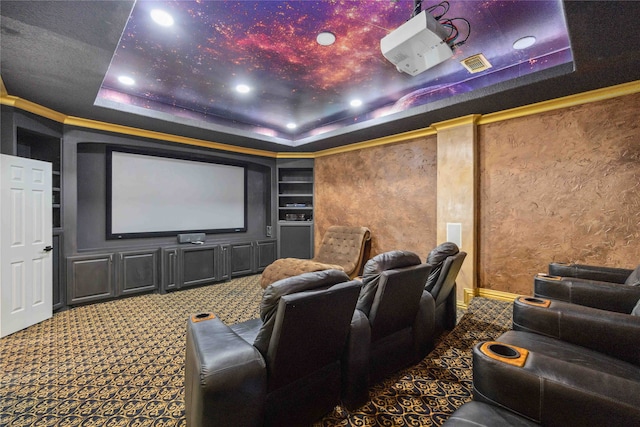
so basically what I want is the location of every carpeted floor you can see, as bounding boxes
[0,275,512,426]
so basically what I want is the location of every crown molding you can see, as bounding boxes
[431,114,481,131]
[313,126,437,158]
[2,80,638,159]
[0,94,68,123]
[0,75,7,97]
[275,151,315,159]
[478,80,640,125]
[63,116,278,158]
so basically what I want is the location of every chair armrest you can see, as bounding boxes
[185,314,267,427]
[513,297,640,366]
[548,262,633,283]
[473,334,640,425]
[413,290,436,359]
[341,309,371,410]
[534,274,640,313]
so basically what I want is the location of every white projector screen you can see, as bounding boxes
[107,148,246,238]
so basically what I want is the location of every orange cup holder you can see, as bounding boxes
[192,312,216,323]
[487,343,519,358]
[518,296,551,307]
[480,341,529,367]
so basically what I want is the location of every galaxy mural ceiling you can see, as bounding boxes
[96,0,573,146]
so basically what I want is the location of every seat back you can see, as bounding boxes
[313,225,371,278]
[367,263,432,342]
[265,280,361,390]
[430,251,467,307]
[254,269,350,355]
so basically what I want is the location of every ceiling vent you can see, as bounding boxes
[461,53,492,73]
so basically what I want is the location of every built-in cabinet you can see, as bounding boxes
[66,253,116,305]
[1,106,282,311]
[66,239,276,305]
[118,249,159,296]
[181,245,219,288]
[52,232,64,310]
[277,159,314,259]
[256,239,277,271]
[231,242,254,277]
[67,248,159,305]
[218,245,231,281]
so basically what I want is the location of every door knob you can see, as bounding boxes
[43,246,53,252]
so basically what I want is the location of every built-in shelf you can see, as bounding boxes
[278,168,314,223]
[16,127,62,229]
[277,161,314,258]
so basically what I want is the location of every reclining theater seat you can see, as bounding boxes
[471,296,640,426]
[184,269,361,427]
[343,250,435,409]
[424,242,467,333]
[512,296,640,365]
[548,261,640,284]
[444,297,640,427]
[473,335,640,425]
[260,225,371,289]
[535,262,640,314]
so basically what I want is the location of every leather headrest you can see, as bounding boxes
[426,242,460,265]
[362,250,422,277]
[425,242,460,293]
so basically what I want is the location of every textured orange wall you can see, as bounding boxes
[478,93,640,295]
[314,136,438,260]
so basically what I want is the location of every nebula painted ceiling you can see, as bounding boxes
[96,0,573,146]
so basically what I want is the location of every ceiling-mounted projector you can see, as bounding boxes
[381,10,453,76]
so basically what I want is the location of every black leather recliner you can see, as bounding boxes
[513,295,640,365]
[548,261,640,284]
[535,262,640,314]
[342,250,435,409]
[424,242,467,334]
[184,269,361,427]
[445,275,640,427]
[473,334,640,425]
[470,295,640,426]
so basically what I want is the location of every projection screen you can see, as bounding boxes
[107,147,246,239]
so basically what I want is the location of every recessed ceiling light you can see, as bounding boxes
[350,99,363,108]
[236,84,251,94]
[117,76,135,86]
[150,9,174,27]
[513,36,536,50]
[316,31,336,46]
[286,123,297,129]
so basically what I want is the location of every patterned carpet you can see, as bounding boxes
[0,275,512,426]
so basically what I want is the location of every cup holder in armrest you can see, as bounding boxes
[191,312,216,323]
[479,341,529,367]
[517,296,551,308]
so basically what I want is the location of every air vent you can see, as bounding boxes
[461,53,492,73]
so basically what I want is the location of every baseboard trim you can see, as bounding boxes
[460,288,520,309]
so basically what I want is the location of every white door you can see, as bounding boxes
[1,154,52,338]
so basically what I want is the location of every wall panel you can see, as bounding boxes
[478,92,640,295]
[314,136,438,260]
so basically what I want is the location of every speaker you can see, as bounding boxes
[178,233,206,244]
